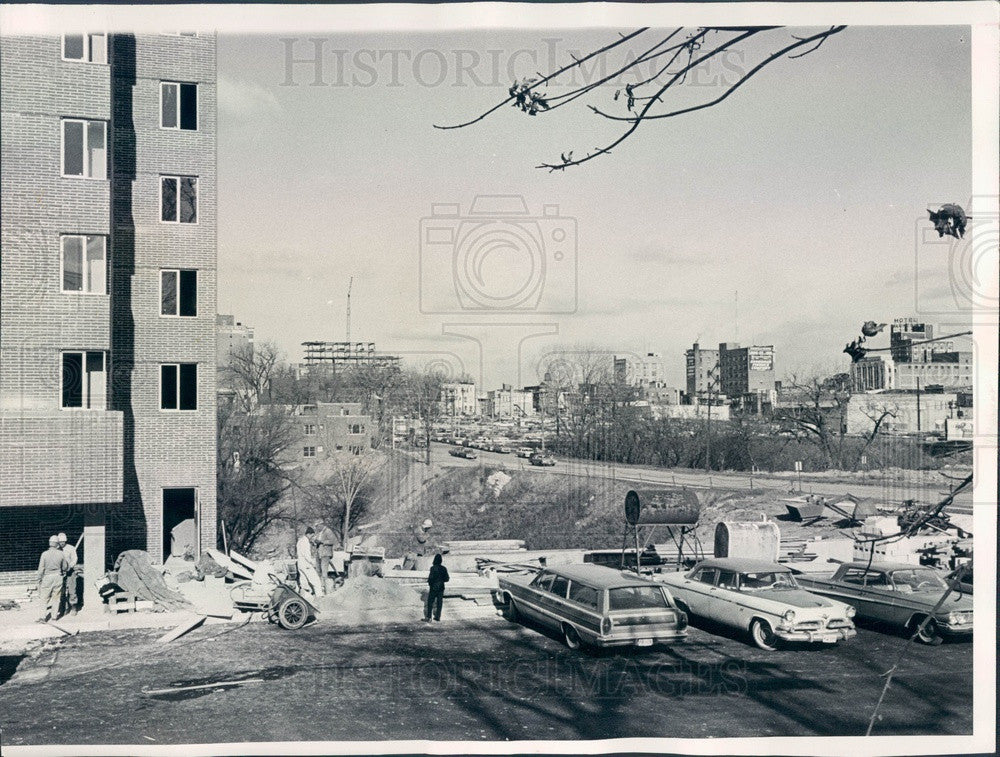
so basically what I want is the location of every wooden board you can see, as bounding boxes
[156,614,206,643]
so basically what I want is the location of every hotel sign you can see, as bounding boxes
[748,346,774,372]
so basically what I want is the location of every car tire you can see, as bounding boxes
[750,618,780,651]
[913,616,944,646]
[277,597,309,630]
[503,595,520,622]
[563,623,582,650]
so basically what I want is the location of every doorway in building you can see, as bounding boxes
[162,488,197,561]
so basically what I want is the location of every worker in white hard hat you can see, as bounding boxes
[57,533,79,615]
[36,536,68,623]
[413,518,433,556]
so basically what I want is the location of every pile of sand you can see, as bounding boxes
[316,576,422,614]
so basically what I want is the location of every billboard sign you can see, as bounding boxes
[748,346,774,372]
[945,418,974,441]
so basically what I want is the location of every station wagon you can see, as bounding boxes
[497,563,688,650]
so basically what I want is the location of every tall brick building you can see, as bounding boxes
[0,33,218,594]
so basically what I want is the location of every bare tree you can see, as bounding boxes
[773,372,892,470]
[302,453,380,549]
[217,341,297,552]
[437,26,845,169]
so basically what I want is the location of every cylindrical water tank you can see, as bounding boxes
[624,488,701,526]
[714,519,781,562]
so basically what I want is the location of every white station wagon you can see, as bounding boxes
[656,558,857,650]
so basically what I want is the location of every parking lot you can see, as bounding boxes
[0,610,972,745]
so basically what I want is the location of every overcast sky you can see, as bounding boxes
[215,26,972,388]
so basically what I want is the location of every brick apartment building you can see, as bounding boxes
[0,33,217,595]
[282,403,374,463]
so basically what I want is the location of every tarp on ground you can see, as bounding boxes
[113,550,193,611]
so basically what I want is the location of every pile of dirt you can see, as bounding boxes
[315,576,421,614]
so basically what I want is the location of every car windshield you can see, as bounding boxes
[740,571,799,591]
[891,569,947,591]
[608,585,669,611]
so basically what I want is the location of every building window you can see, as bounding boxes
[304,424,317,436]
[161,176,197,223]
[349,423,364,435]
[160,363,197,410]
[303,446,316,458]
[62,33,107,63]
[160,269,197,316]
[341,408,350,416]
[61,351,106,409]
[61,235,107,294]
[62,119,106,179]
[160,82,198,130]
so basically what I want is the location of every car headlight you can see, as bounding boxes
[783,609,796,623]
[947,612,959,625]
[845,605,857,618]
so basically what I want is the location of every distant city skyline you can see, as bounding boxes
[213,26,972,388]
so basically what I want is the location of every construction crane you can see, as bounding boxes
[345,276,353,343]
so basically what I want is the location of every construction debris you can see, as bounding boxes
[113,551,192,612]
[157,614,206,643]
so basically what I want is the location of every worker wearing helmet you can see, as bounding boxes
[36,536,68,623]
[414,518,433,556]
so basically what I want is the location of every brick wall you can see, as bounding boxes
[1,36,113,411]
[109,33,218,562]
[1,33,218,570]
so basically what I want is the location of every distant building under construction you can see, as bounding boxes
[300,341,400,372]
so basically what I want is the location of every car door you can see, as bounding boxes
[680,567,721,620]
[524,572,555,622]
[712,569,744,627]
[542,574,571,630]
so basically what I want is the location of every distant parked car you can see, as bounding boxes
[657,558,857,651]
[515,448,534,458]
[796,561,972,644]
[529,453,556,466]
[489,443,512,453]
[497,563,688,650]
[449,447,478,459]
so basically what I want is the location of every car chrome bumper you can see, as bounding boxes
[595,630,688,647]
[940,622,974,636]
[776,627,856,643]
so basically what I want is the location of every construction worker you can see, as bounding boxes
[296,527,323,598]
[57,533,79,615]
[315,522,337,594]
[423,553,449,622]
[36,535,68,623]
[414,518,433,556]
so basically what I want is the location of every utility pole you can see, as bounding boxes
[345,276,353,343]
[915,377,922,433]
[540,388,546,454]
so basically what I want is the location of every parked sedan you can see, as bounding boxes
[449,447,478,459]
[657,558,857,650]
[497,563,688,650]
[796,561,972,644]
[515,447,535,458]
[529,453,556,466]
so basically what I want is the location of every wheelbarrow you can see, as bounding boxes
[230,573,320,630]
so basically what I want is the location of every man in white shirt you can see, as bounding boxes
[296,527,323,598]
[57,533,79,615]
